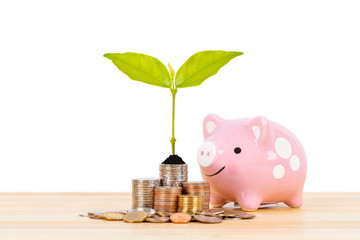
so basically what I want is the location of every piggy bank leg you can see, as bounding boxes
[284,192,303,208]
[236,193,262,211]
[210,194,227,208]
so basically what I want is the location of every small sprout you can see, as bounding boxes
[104,50,243,156]
[168,62,175,80]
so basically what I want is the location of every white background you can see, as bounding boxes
[0,0,359,192]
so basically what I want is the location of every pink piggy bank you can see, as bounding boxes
[197,114,307,211]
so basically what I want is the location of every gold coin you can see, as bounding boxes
[88,210,108,216]
[102,212,124,221]
[146,216,170,223]
[128,208,156,217]
[124,211,148,223]
[88,210,126,218]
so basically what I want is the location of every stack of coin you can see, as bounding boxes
[132,178,160,209]
[154,186,182,214]
[177,195,203,214]
[182,181,210,210]
[159,164,188,187]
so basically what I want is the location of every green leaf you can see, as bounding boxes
[175,50,243,88]
[104,52,171,88]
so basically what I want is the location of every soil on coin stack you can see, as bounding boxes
[161,155,186,164]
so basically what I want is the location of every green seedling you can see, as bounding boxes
[104,50,243,156]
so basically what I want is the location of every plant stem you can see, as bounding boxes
[170,87,177,155]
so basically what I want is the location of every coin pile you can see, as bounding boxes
[159,164,188,187]
[182,181,210,210]
[153,186,182,214]
[177,195,203,214]
[132,178,160,209]
[80,157,258,224]
[81,208,256,224]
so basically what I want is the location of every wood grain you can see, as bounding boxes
[0,192,359,240]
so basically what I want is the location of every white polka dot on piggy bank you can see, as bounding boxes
[197,114,307,211]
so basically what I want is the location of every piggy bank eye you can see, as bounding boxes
[234,147,241,154]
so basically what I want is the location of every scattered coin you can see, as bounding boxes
[84,207,255,223]
[220,210,242,218]
[102,212,124,221]
[156,211,171,217]
[190,215,197,222]
[170,213,192,223]
[219,210,256,219]
[88,211,107,219]
[200,208,224,215]
[128,208,156,217]
[124,211,148,223]
[195,213,220,218]
[88,210,108,216]
[119,210,129,214]
[235,212,256,219]
[87,210,127,218]
[194,215,222,223]
[146,216,170,223]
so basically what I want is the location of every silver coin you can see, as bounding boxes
[88,210,109,216]
[128,208,156,217]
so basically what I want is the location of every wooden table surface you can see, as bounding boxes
[0,192,359,240]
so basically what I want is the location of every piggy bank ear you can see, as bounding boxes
[248,116,274,149]
[203,114,224,138]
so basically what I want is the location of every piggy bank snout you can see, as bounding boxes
[197,142,216,167]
